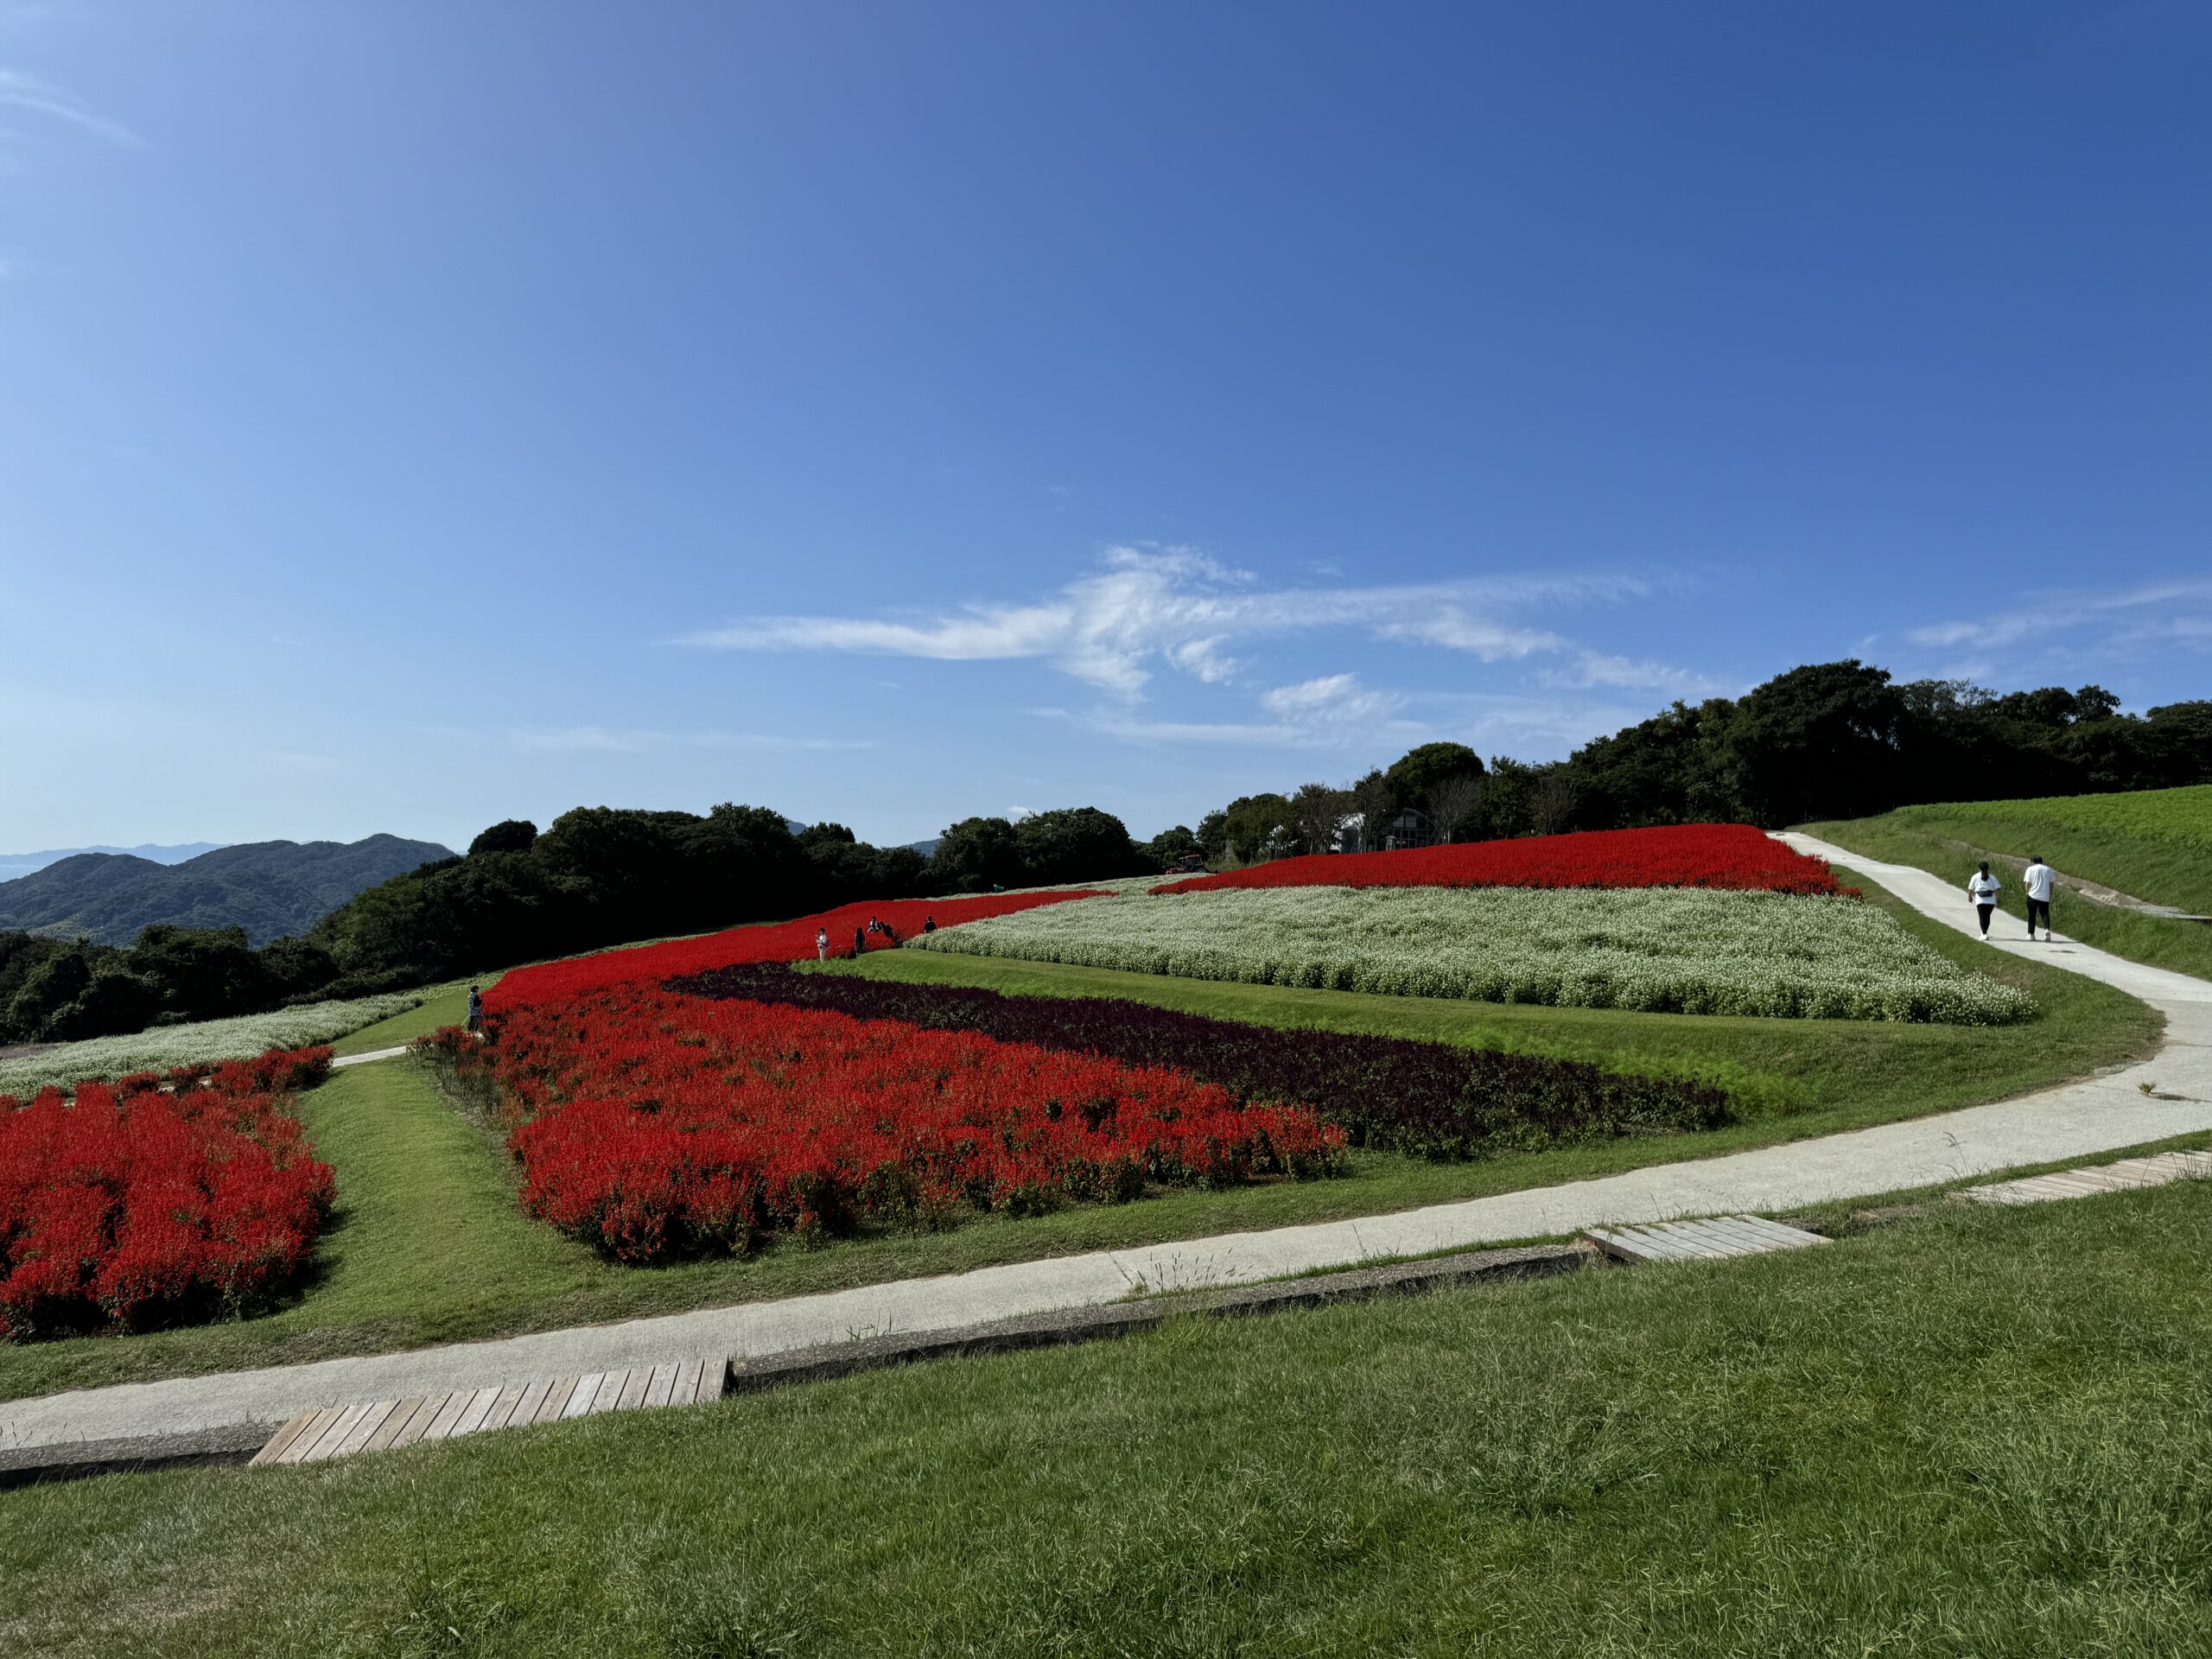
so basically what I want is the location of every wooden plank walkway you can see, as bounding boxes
[249,1356,727,1468]
[1963,1147,2212,1208]
[1585,1213,1830,1264]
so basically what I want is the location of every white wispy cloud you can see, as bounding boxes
[1905,577,2212,664]
[509,726,874,755]
[0,69,139,148]
[1537,651,1727,698]
[1088,671,1419,749]
[683,545,1651,697]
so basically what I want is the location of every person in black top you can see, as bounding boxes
[922,914,937,933]
[465,987,484,1033]
[853,925,868,958]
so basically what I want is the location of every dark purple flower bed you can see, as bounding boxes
[668,963,1732,1162]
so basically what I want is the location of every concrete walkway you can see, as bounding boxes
[6,836,2209,1452]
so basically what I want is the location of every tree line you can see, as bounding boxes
[6,658,2206,1052]
[0,804,1172,1050]
[1196,659,2212,865]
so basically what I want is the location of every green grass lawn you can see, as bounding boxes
[7,1179,2212,1656]
[328,979,480,1056]
[1804,792,2212,982]
[0,882,2157,1407]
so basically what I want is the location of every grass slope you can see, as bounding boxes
[0,884,2155,1405]
[1806,786,2212,980]
[7,1180,2212,1656]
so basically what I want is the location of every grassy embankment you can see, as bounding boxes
[1804,783,2212,981]
[6,1179,2212,1656]
[0,881,2155,1405]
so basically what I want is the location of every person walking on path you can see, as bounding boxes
[816,928,830,961]
[2024,855,2056,941]
[1967,861,2001,939]
[465,988,484,1033]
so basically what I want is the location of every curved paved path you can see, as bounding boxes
[7,835,2210,1452]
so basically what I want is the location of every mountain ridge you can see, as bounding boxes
[0,834,454,947]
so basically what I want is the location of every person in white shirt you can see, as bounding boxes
[1966,861,2001,939]
[815,927,830,961]
[2022,855,2056,941]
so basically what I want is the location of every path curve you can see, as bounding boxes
[7,836,2210,1452]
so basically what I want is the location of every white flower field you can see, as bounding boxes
[0,988,431,1096]
[907,885,2032,1024]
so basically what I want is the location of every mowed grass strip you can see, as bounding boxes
[0,881,2158,1403]
[1806,792,2212,982]
[7,1181,2212,1656]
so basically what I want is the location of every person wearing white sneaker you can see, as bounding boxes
[2023,855,2056,940]
[1967,861,2001,938]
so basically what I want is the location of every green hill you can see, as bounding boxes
[0,834,453,948]
[1803,785,2212,977]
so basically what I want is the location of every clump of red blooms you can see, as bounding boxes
[438,890,1343,1262]
[1153,823,1853,898]
[0,1047,336,1340]
[485,893,1106,1013]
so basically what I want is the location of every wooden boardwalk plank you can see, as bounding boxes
[480,1382,530,1433]
[643,1362,680,1409]
[387,1394,447,1450]
[535,1376,582,1424]
[298,1402,372,1464]
[1641,1221,1749,1258]
[1691,1217,1796,1254]
[695,1358,728,1404]
[332,1399,399,1459]
[509,1377,554,1428]
[450,1386,503,1437]
[363,1396,426,1454]
[673,1358,704,1407]
[418,1389,475,1443]
[1720,1215,1828,1248]
[563,1373,607,1420]
[251,1411,321,1467]
[271,1406,344,1466]
[616,1366,653,1411]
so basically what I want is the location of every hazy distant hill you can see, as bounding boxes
[0,835,454,947]
[0,842,227,883]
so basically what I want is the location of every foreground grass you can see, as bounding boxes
[8,1181,2212,1656]
[0,880,2158,1404]
[1805,810,2212,982]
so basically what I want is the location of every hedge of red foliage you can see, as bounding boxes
[426,989,1340,1262]
[486,890,1106,1013]
[1153,823,1846,897]
[0,1047,336,1340]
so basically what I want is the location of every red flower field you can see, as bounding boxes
[444,887,1344,1261]
[435,988,1340,1262]
[1152,823,1846,897]
[0,1047,336,1340]
[487,890,1106,1012]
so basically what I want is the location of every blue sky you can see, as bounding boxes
[3,2,2208,853]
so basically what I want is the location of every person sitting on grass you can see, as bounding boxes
[2024,854,2056,941]
[1967,862,2001,940]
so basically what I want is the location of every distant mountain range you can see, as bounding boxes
[0,836,454,947]
[0,842,229,883]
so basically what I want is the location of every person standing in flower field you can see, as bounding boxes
[816,927,829,961]
[466,987,483,1033]
[853,925,868,959]
[2024,854,2056,941]
[1967,862,2001,939]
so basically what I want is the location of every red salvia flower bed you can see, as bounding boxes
[486,890,1107,1012]
[1152,823,1846,897]
[0,1047,336,1340]
[432,988,1341,1262]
